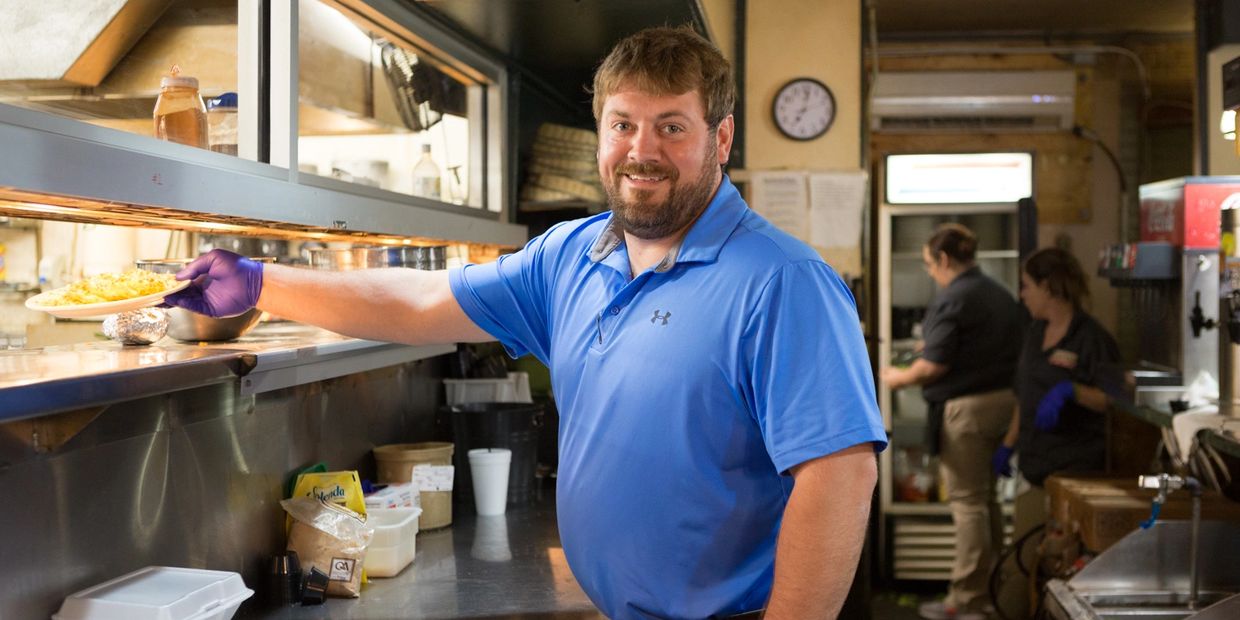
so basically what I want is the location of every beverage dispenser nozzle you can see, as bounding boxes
[1190,291,1218,338]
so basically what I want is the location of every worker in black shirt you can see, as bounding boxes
[997,247,1121,487]
[882,223,1024,620]
[992,247,1122,619]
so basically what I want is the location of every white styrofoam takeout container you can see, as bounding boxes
[53,566,253,620]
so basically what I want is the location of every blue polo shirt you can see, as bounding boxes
[449,177,885,619]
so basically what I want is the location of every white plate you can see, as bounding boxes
[25,279,191,319]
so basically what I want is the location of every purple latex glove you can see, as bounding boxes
[1035,380,1075,432]
[163,249,264,318]
[992,445,1015,478]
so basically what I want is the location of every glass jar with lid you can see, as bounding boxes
[153,66,208,148]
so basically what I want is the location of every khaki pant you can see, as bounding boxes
[939,389,1016,612]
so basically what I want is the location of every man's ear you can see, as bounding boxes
[715,115,734,164]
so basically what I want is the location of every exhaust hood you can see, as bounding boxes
[0,1,407,136]
[0,0,172,87]
[1,0,711,133]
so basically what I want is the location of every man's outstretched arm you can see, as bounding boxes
[258,262,492,345]
[167,249,492,346]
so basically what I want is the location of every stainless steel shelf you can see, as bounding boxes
[0,323,453,423]
[238,492,602,619]
[0,104,528,248]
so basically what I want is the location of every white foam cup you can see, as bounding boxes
[468,448,511,516]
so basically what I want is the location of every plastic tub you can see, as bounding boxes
[374,442,454,530]
[363,481,418,510]
[444,377,518,404]
[363,506,423,577]
[444,372,533,405]
[53,566,253,620]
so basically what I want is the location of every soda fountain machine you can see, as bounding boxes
[1102,177,1240,406]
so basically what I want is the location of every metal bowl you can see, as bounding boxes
[307,246,447,270]
[385,245,447,270]
[165,308,263,342]
[306,247,388,270]
[135,257,276,342]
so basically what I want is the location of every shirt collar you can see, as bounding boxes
[587,175,747,274]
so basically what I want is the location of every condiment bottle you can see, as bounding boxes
[412,144,442,200]
[153,66,208,148]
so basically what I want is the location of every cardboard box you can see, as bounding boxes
[1046,474,1240,552]
[1075,494,1240,552]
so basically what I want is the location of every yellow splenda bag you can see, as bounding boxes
[290,471,368,516]
[288,470,369,583]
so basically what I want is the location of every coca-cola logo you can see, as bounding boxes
[1145,203,1176,233]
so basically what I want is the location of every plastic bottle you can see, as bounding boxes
[38,255,65,290]
[0,242,6,282]
[412,144,442,200]
[206,92,238,156]
[153,66,208,148]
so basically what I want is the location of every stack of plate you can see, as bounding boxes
[521,123,604,205]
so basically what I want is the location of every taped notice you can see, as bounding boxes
[808,170,867,249]
[412,464,454,492]
[750,171,810,242]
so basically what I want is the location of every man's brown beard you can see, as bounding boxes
[605,142,719,240]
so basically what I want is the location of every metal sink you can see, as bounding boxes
[1044,521,1240,620]
[1070,589,1231,619]
[1046,590,1240,620]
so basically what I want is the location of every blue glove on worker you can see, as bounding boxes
[163,249,264,318]
[991,444,1015,478]
[1035,380,1075,432]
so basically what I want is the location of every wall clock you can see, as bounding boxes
[772,77,835,141]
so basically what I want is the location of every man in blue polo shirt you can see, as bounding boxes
[169,26,884,620]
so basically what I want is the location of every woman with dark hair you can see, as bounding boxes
[995,247,1121,494]
[882,223,1024,620]
[991,247,1122,619]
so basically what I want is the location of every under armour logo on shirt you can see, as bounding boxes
[651,309,671,326]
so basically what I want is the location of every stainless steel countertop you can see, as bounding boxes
[0,322,452,422]
[243,493,605,619]
[1113,399,1240,459]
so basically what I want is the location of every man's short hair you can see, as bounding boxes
[591,26,735,129]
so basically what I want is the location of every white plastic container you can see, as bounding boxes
[363,481,418,510]
[444,372,532,405]
[444,377,517,404]
[53,566,253,620]
[363,506,423,577]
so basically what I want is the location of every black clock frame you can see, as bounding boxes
[771,77,835,141]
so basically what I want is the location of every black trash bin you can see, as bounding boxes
[445,402,543,509]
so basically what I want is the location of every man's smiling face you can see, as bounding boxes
[597,87,731,240]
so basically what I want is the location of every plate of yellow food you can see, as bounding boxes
[25,269,191,319]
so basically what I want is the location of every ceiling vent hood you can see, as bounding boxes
[0,0,172,87]
[0,1,411,136]
[871,71,1076,132]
